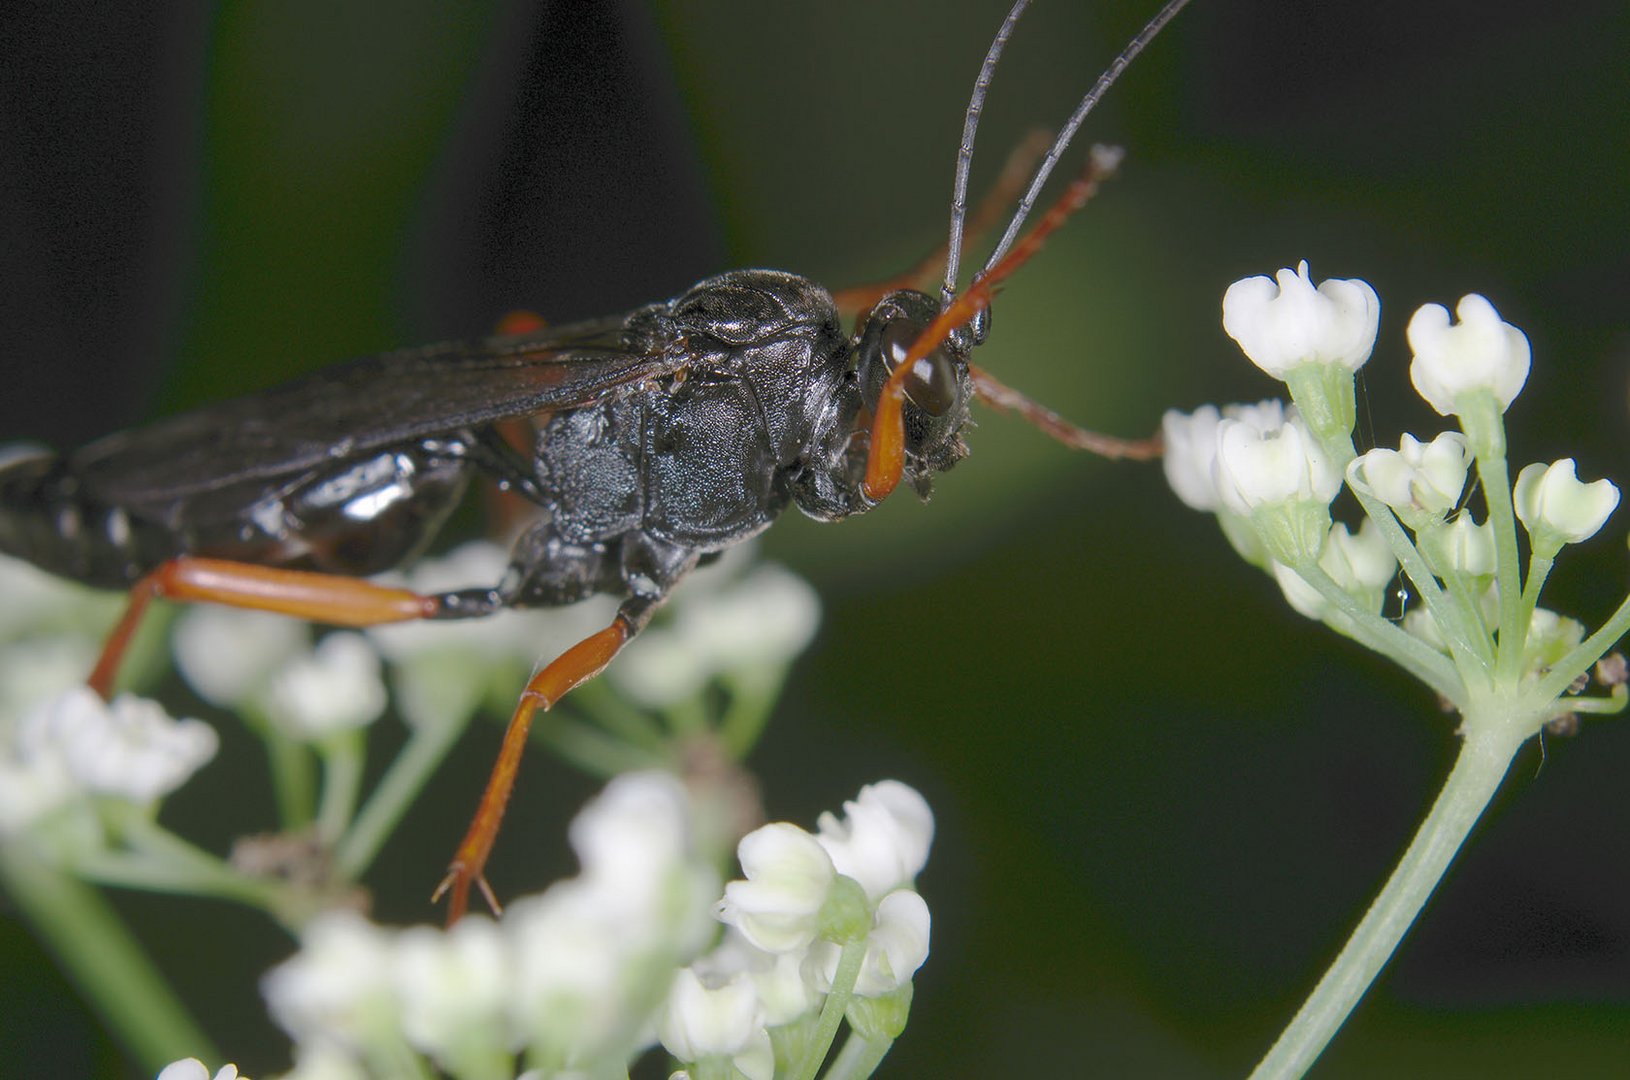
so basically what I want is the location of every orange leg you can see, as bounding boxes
[433,616,634,924]
[89,557,437,697]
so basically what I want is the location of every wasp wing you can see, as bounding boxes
[70,315,680,512]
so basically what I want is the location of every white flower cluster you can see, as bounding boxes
[1165,261,1621,706]
[262,770,719,1079]
[0,556,219,840]
[680,780,934,1079]
[255,775,932,1080]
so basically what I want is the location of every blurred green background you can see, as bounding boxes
[3,1,1628,1076]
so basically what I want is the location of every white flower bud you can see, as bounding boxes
[391,918,508,1066]
[1352,432,1469,521]
[1269,520,1396,621]
[173,606,309,709]
[1161,405,1223,511]
[263,912,397,1050]
[1321,519,1397,593]
[1407,294,1530,416]
[814,780,934,903]
[717,823,835,954]
[1222,261,1379,378]
[1513,459,1619,547]
[658,968,768,1064]
[1213,413,1340,515]
[807,888,931,997]
[262,633,387,739]
[1436,514,1496,576]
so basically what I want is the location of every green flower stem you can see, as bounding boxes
[315,729,366,847]
[1294,562,1460,702]
[336,713,471,880]
[1458,399,1527,681]
[823,1031,893,1080]
[793,938,867,1080]
[718,665,788,759]
[0,840,218,1073]
[663,695,712,738]
[1348,483,1491,679]
[569,679,668,753]
[1517,550,1555,629]
[534,712,664,778]
[1336,425,1489,676]
[260,722,316,830]
[1533,589,1630,703]
[1249,718,1530,1080]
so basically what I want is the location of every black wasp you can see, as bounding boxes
[0,0,1186,921]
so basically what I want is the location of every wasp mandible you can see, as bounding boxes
[0,0,1188,922]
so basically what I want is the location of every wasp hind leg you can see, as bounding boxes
[88,556,440,697]
[433,589,670,925]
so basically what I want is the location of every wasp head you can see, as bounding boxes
[854,289,977,499]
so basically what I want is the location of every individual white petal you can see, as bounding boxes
[1213,413,1340,515]
[814,780,934,903]
[1270,562,1327,620]
[390,917,509,1065]
[173,606,310,709]
[1407,294,1531,416]
[1161,405,1223,511]
[1222,261,1378,377]
[807,889,931,997]
[261,633,387,739]
[717,824,834,954]
[658,967,765,1060]
[19,688,217,804]
[1513,459,1620,545]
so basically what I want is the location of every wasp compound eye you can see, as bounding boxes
[880,317,958,417]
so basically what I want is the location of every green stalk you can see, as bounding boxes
[792,938,867,1080]
[1249,719,1529,1079]
[0,841,217,1073]
[335,713,470,880]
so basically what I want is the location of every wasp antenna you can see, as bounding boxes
[978,0,1191,281]
[943,0,1034,304]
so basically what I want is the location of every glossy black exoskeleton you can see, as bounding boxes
[0,271,971,634]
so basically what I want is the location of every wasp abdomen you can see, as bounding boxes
[0,448,182,588]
